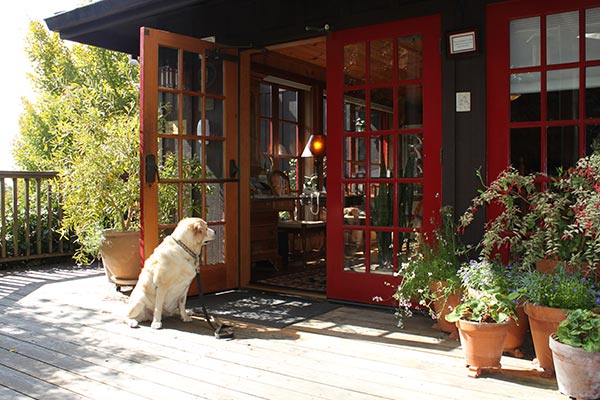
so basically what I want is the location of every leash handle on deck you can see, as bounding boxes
[195,274,234,339]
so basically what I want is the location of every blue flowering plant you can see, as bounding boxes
[515,265,600,310]
[445,259,518,324]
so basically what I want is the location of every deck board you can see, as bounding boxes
[0,266,564,400]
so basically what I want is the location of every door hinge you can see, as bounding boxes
[206,49,239,63]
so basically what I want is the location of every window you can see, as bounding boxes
[258,82,302,192]
[508,7,600,176]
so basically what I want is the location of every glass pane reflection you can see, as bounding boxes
[547,126,578,175]
[344,229,366,272]
[158,92,180,134]
[158,183,179,225]
[370,87,394,131]
[158,47,179,89]
[370,38,394,83]
[547,68,579,121]
[398,35,422,80]
[344,43,366,86]
[398,134,423,178]
[586,8,600,61]
[399,84,422,128]
[510,17,540,68]
[398,183,422,228]
[205,224,225,265]
[370,230,394,274]
[344,90,366,132]
[370,183,393,227]
[158,138,178,179]
[510,72,541,122]
[547,11,579,65]
[183,51,202,92]
[511,127,541,174]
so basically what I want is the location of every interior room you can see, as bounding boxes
[248,37,328,294]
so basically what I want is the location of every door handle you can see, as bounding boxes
[229,159,239,179]
[145,154,159,183]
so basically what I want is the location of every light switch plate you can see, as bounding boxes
[456,92,471,112]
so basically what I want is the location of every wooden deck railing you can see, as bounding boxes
[0,171,75,264]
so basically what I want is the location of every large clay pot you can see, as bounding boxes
[456,319,510,378]
[100,230,141,289]
[524,303,568,377]
[429,280,461,338]
[503,304,529,358]
[549,334,600,399]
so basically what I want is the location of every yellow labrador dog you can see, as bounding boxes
[126,217,215,329]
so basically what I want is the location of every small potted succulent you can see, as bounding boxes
[549,309,600,399]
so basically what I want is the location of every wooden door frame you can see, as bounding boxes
[139,27,242,292]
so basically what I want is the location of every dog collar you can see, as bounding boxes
[171,237,201,272]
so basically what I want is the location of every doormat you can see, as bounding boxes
[187,289,338,329]
[255,266,326,293]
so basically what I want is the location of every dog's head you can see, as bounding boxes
[173,217,216,251]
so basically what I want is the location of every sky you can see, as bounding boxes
[0,0,85,170]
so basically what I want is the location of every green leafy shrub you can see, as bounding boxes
[556,309,600,352]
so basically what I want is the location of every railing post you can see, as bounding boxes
[12,178,18,257]
[24,178,31,256]
[47,180,53,255]
[36,178,42,256]
[0,177,5,258]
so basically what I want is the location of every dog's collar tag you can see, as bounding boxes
[171,237,201,272]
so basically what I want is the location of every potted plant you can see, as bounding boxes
[59,114,140,288]
[516,265,600,377]
[394,206,464,337]
[457,259,529,357]
[459,153,600,375]
[445,289,517,378]
[459,152,600,270]
[549,309,600,399]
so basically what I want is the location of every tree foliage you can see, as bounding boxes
[14,21,140,263]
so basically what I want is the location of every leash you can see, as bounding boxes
[195,273,234,339]
[171,236,234,339]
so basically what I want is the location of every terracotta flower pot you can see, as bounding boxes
[456,319,510,378]
[429,280,460,338]
[549,334,600,399]
[524,303,568,377]
[503,304,529,358]
[100,230,141,288]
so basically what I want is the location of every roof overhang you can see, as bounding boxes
[45,0,221,55]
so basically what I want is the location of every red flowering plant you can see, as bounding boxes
[457,167,538,267]
[459,152,600,276]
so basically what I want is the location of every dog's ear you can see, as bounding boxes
[193,220,206,236]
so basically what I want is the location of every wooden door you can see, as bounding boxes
[140,28,239,293]
[326,16,442,304]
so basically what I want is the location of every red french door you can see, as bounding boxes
[326,16,442,304]
[487,0,600,182]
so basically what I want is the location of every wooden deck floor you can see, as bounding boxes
[0,265,565,400]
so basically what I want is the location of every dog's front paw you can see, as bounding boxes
[181,310,193,322]
[126,319,140,328]
[151,320,163,329]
